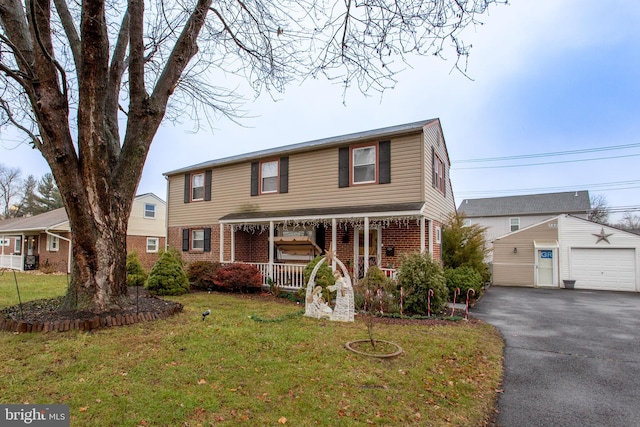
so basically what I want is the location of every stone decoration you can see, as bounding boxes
[304,248,354,322]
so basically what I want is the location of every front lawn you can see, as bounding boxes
[0,272,503,426]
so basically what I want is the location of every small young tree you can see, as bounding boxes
[396,253,447,315]
[442,213,491,283]
[145,249,189,296]
[126,252,147,287]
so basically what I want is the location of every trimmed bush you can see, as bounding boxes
[187,261,221,291]
[126,252,147,287]
[213,263,262,293]
[444,266,483,301]
[396,252,447,315]
[145,249,189,296]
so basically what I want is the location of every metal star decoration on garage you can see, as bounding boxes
[592,228,613,244]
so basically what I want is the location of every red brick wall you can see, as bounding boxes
[127,236,166,270]
[37,232,71,272]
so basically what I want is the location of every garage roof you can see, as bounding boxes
[458,191,591,217]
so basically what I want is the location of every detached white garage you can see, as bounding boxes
[492,214,640,292]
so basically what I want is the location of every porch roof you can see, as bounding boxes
[219,202,425,223]
[0,208,69,234]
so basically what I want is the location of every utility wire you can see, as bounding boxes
[453,153,640,170]
[455,180,640,196]
[454,142,640,163]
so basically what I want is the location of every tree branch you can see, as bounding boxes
[52,0,82,74]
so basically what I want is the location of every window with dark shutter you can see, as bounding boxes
[204,228,211,252]
[250,162,259,196]
[182,229,190,251]
[184,174,191,203]
[204,170,212,201]
[279,157,289,194]
[338,147,350,188]
[379,140,391,184]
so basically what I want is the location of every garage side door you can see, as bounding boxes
[570,248,636,291]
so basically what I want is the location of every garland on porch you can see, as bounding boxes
[230,216,422,234]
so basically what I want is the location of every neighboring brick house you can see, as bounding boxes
[0,193,166,272]
[164,119,456,289]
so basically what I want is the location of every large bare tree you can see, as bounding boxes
[0,0,504,312]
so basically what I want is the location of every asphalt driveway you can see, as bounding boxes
[472,286,640,427]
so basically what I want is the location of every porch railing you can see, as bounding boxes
[227,262,307,291]
[0,254,22,270]
[228,261,397,291]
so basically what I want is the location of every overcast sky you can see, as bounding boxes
[2,0,639,222]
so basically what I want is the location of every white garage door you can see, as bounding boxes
[570,248,636,291]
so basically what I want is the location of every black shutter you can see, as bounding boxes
[250,162,259,196]
[182,229,190,251]
[315,226,326,253]
[338,147,350,188]
[279,157,289,194]
[184,174,191,203]
[204,170,212,201]
[204,228,211,252]
[378,140,391,184]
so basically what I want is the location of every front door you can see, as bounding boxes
[537,249,555,286]
[355,227,380,279]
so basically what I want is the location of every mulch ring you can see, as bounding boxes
[0,287,183,334]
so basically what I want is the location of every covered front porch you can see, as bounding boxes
[218,203,435,291]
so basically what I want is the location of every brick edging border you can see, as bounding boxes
[0,304,183,333]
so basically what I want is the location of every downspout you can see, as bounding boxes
[164,176,170,251]
[45,228,72,273]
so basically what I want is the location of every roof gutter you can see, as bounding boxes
[45,226,72,274]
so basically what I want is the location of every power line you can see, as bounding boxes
[454,142,640,163]
[452,153,640,170]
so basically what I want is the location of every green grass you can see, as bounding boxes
[0,272,504,426]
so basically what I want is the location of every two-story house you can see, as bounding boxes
[164,119,456,290]
[0,193,167,272]
[458,191,592,258]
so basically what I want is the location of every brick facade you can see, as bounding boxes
[127,235,166,270]
[36,232,71,272]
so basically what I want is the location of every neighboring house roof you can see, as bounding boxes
[135,193,166,203]
[219,202,426,222]
[164,119,439,176]
[0,208,68,233]
[0,193,165,234]
[458,191,591,217]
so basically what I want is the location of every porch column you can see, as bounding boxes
[420,217,426,254]
[428,220,434,256]
[364,217,369,276]
[230,226,236,262]
[268,221,275,280]
[219,223,224,263]
[20,233,25,271]
[331,218,337,270]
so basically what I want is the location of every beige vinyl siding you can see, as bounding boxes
[422,122,456,222]
[128,195,167,237]
[492,219,558,286]
[168,133,424,227]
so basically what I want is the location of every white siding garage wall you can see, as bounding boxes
[569,248,636,292]
[558,215,640,292]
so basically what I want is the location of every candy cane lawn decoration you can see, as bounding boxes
[451,287,460,317]
[427,289,434,317]
[465,289,476,320]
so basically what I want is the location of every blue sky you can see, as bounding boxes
[2,0,639,222]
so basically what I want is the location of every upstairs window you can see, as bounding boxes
[352,145,376,184]
[144,203,156,219]
[510,217,520,232]
[433,154,445,193]
[191,173,205,201]
[261,160,279,193]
